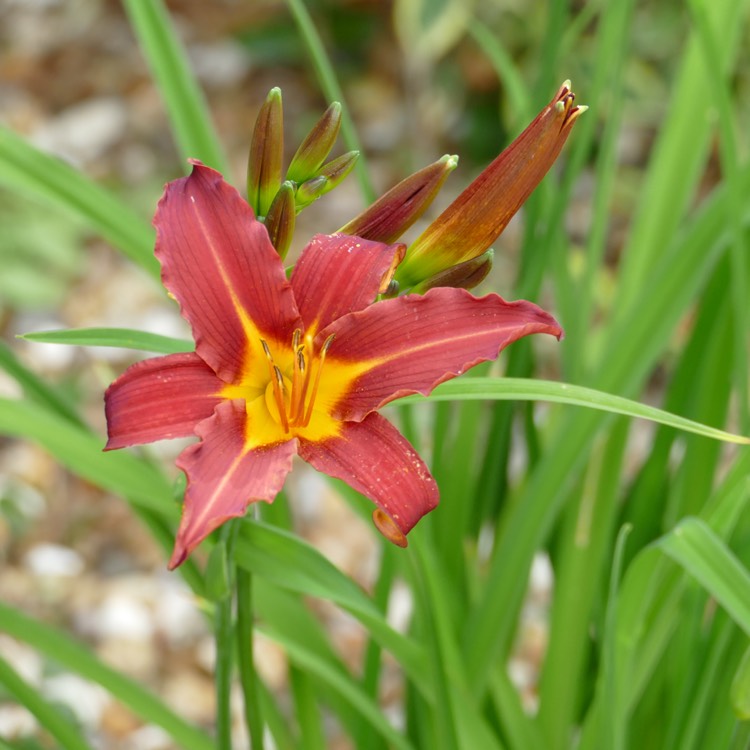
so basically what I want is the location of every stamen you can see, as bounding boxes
[302,334,335,427]
[260,339,273,361]
[289,348,307,423]
[260,338,290,433]
[292,328,301,350]
[272,365,289,433]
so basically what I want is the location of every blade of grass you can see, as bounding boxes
[579,475,750,749]
[233,521,432,700]
[252,581,362,744]
[283,0,374,204]
[0,340,84,428]
[0,398,174,516]
[0,653,95,750]
[687,0,750,434]
[289,667,327,750]
[463,155,750,693]
[407,536,503,750]
[0,603,214,750]
[554,0,637,381]
[122,0,228,173]
[672,611,736,750]
[400,377,750,445]
[0,127,158,278]
[536,420,629,749]
[19,328,193,355]
[466,20,532,126]
[611,0,747,318]
[260,623,416,750]
[658,517,750,635]
[236,566,265,750]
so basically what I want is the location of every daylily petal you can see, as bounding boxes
[322,287,563,421]
[155,161,301,383]
[290,233,404,336]
[169,400,297,569]
[104,352,223,450]
[299,412,438,545]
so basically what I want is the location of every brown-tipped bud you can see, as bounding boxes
[295,175,327,210]
[286,102,342,184]
[264,181,296,260]
[397,81,585,287]
[294,151,359,210]
[247,87,284,218]
[411,249,493,293]
[340,154,458,243]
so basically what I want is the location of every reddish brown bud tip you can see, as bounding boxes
[287,102,343,184]
[247,87,284,218]
[340,154,458,243]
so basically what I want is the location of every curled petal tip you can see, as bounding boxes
[372,509,408,547]
[167,546,188,570]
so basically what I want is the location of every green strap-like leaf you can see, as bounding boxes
[122,0,228,173]
[0,653,95,750]
[0,398,174,516]
[658,517,750,636]
[234,522,432,699]
[20,328,193,355]
[0,127,158,277]
[400,377,750,445]
[0,339,84,427]
[0,603,213,750]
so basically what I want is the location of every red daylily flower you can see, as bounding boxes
[105,162,563,569]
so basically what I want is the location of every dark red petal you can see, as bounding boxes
[155,161,302,383]
[290,233,404,336]
[322,287,563,421]
[169,400,297,569]
[299,412,438,544]
[105,352,223,450]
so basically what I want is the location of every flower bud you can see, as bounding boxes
[286,102,342,184]
[397,81,586,287]
[264,181,296,260]
[247,87,284,218]
[340,154,458,243]
[411,249,493,293]
[294,151,359,210]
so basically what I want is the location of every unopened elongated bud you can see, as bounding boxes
[264,181,296,260]
[412,249,493,293]
[340,154,458,243]
[247,88,284,218]
[294,151,358,210]
[397,81,586,287]
[287,102,342,184]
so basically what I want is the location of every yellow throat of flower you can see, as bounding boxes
[221,329,367,448]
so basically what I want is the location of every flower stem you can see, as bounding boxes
[214,587,234,750]
[215,522,241,750]
[236,563,265,748]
